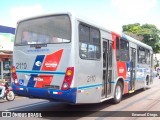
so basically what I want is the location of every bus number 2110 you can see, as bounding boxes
[16,62,27,69]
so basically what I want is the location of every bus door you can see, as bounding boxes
[102,39,112,98]
[129,47,136,93]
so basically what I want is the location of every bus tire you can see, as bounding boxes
[146,76,149,85]
[112,81,123,104]
[143,76,149,91]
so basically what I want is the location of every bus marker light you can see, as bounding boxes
[86,92,89,94]
[53,92,58,94]
[53,92,62,95]
[78,90,84,93]
[16,88,24,90]
[15,79,18,84]
[20,88,24,90]
[96,87,100,90]
[58,92,62,95]
[16,88,20,90]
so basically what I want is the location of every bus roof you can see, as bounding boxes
[73,13,152,51]
[17,12,72,24]
[121,33,152,50]
[111,31,152,50]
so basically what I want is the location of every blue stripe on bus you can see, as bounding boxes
[78,84,102,90]
[77,79,133,90]
[136,77,145,80]
[16,70,65,75]
[110,81,116,84]
[27,55,45,87]
[124,80,129,82]
[77,80,129,90]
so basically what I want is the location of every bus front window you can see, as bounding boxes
[15,15,71,45]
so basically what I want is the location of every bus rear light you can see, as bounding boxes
[61,67,74,90]
[16,88,20,90]
[66,70,72,76]
[14,79,18,83]
[12,67,16,73]
[63,82,68,88]
[65,76,71,82]
[12,66,19,86]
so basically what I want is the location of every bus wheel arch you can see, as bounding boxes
[111,78,124,104]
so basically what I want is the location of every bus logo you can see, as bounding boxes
[34,77,43,81]
[45,62,57,68]
[119,67,124,73]
[35,61,42,67]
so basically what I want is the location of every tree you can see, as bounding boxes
[122,23,160,53]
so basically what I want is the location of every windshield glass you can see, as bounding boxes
[15,14,71,45]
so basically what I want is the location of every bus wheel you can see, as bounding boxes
[143,76,149,91]
[112,81,122,104]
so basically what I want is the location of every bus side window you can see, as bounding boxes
[116,37,120,61]
[138,46,146,64]
[80,43,88,59]
[103,42,107,67]
[79,23,100,60]
[120,38,129,61]
[79,24,90,59]
[146,49,150,64]
[79,24,90,43]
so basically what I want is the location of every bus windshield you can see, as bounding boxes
[15,14,71,45]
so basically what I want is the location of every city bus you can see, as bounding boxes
[12,12,154,104]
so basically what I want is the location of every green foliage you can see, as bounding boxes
[122,23,160,53]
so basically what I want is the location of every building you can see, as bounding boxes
[0,25,15,82]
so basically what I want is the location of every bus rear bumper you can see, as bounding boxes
[12,83,77,104]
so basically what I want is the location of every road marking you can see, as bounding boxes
[5,101,49,111]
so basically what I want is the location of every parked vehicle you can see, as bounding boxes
[0,81,15,101]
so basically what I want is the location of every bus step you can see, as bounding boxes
[129,89,135,93]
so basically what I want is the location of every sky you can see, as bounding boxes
[0,0,160,32]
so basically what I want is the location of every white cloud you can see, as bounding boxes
[111,0,158,16]
[9,4,44,27]
[0,19,16,28]
[106,0,160,31]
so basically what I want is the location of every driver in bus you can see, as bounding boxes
[22,31,29,44]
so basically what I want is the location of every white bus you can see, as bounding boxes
[12,12,154,104]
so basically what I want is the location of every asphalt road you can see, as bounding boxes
[1,77,160,120]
